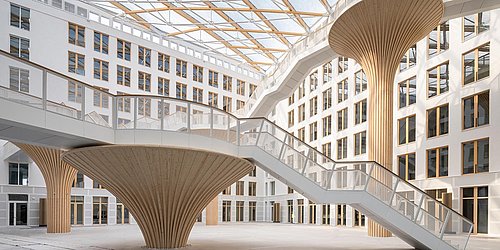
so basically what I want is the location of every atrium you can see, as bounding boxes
[0,0,499,249]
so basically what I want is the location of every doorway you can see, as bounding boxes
[9,194,28,226]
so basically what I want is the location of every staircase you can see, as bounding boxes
[0,49,474,250]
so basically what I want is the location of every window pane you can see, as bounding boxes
[399,119,406,145]
[477,139,489,173]
[9,163,19,185]
[463,51,475,85]
[408,116,416,143]
[462,142,475,174]
[477,92,489,126]
[439,105,449,135]
[408,78,416,105]
[477,44,490,81]
[399,82,407,108]
[477,199,488,233]
[398,156,406,179]
[19,163,28,185]
[408,154,415,180]
[463,97,474,129]
[463,15,475,40]
[428,67,438,97]
[427,149,437,178]
[439,147,448,177]
[427,109,437,138]
[439,64,449,94]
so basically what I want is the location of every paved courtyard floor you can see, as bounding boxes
[0,223,497,249]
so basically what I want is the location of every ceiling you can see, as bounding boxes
[84,0,337,71]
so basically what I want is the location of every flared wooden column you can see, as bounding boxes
[329,0,443,237]
[62,145,253,249]
[205,197,219,226]
[15,143,77,233]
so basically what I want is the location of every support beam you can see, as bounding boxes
[62,145,253,249]
[15,143,77,233]
[168,27,304,37]
[328,0,443,238]
[125,6,324,16]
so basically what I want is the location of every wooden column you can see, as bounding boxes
[328,0,443,237]
[62,145,253,249]
[15,143,77,233]
[205,197,219,226]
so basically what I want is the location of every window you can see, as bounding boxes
[309,97,318,117]
[298,127,305,142]
[222,201,231,222]
[249,84,257,97]
[249,166,256,177]
[10,4,30,30]
[463,12,490,41]
[158,53,170,72]
[322,204,331,225]
[68,23,85,47]
[337,108,348,131]
[176,82,187,100]
[298,81,305,99]
[338,57,348,74]
[355,70,367,95]
[236,201,244,222]
[248,201,256,222]
[248,182,256,196]
[428,21,449,56]
[463,138,489,174]
[463,91,489,129]
[354,131,367,156]
[236,181,244,195]
[9,67,29,93]
[322,116,332,136]
[93,90,109,108]
[92,197,108,225]
[427,63,449,98]
[138,46,151,67]
[289,93,295,106]
[193,87,203,103]
[222,186,231,195]
[288,110,294,127]
[193,65,203,83]
[309,122,318,142]
[10,35,29,59]
[223,96,232,112]
[138,71,151,92]
[176,59,187,78]
[8,162,28,185]
[68,51,84,75]
[322,143,331,161]
[117,39,131,61]
[462,186,488,234]
[323,62,332,83]
[337,79,348,103]
[68,81,82,103]
[223,75,232,92]
[117,92,131,113]
[287,200,294,223]
[236,100,245,110]
[354,99,367,125]
[310,71,318,91]
[298,104,305,122]
[72,172,84,188]
[138,98,151,117]
[400,44,416,71]
[427,146,448,178]
[209,70,219,87]
[398,153,416,180]
[116,65,131,87]
[309,201,317,224]
[237,80,245,96]
[93,31,108,54]
[337,137,347,160]
[208,92,218,107]
[398,115,416,145]
[270,181,276,195]
[323,88,332,110]
[399,77,416,108]
[70,196,84,225]
[427,104,449,138]
[158,77,169,96]
[93,59,108,81]
[463,43,490,85]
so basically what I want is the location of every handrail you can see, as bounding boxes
[0,48,472,250]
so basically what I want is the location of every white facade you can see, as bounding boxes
[1,0,500,238]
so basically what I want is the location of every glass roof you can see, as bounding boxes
[85,0,337,71]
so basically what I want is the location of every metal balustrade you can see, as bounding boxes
[0,49,473,250]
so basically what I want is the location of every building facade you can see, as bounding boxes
[1,0,499,237]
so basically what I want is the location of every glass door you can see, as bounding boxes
[9,202,28,226]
